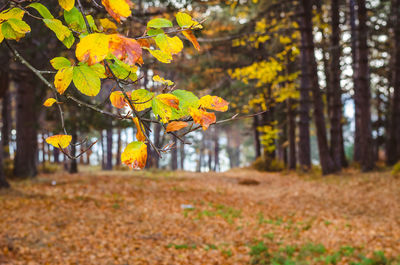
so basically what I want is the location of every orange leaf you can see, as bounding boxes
[166,121,189,132]
[189,107,216,130]
[109,34,143,66]
[43,98,58,107]
[182,30,200,51]
[132,117,146,142]
[45,134,72,149]
[156,94,179,110]
[121,141,147,169]
[101,0,132,23]
[199,95,229,112]
[137,39,150,48]
[110,91,127,109]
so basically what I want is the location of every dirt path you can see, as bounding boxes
[0,169,399,264]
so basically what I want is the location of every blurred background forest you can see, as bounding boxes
[0,0,398,184]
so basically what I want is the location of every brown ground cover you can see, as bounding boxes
[0,168,399,264]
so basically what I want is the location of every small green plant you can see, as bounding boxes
[252,156,284,172]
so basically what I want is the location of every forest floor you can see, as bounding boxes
[0,168,400,265]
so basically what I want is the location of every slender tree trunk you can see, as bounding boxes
[180,138,185,170]
[171,136,178,170]
[253,115,261,159]
[349,0,361,162]
[69,129,78,174]
[288,98,297,169]
[0,96,10,188]
[197,132,205,172]
[329,0,344,170]
[53,147,60,163]
[387,0,400,165]
[213,128,219,171]
[105,127,113,170]
[116,128,121,166]
[14,72,37,178]
[297,8,312,171]
[299,0,337,174]
[356,0,374,171]
[0,144,9,188]
[100,130,106,169]
[1,72,11,160]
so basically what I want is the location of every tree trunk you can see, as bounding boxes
[356,0,374,171]
[100,130,105,170]
[0,95,10,188]
[288,98,297,169]
[116,128,121,166]
[14,72,37,178]
[297,5,312,171]
[180,138,185,170]
[105,127,113,170]
[253,115,261,159]
[1,71,11,160]
[329,0,344,170]
[213,128,220,171]
[69,129,78,174]
[387,0,400,165]
[53,147,60,163]
[0,145,9,188]
[171,136,178,170]
[349,0,361,162]
[299,0,337,174]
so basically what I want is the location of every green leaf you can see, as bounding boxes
[1,22,17,39]
[62,33,75,49]
[147,18,173,28]
[89,63,106,78]
[43,18,74,48]
[63,7,85,32]
[50,57,72,70]
[171,89,199,119]
[86,15,99,32]
[131,89,153,111]
[28,3,54,19]
[147,28,164,36]
[108,58,137,81]
[72,64,101,96]
[6,18,31,34]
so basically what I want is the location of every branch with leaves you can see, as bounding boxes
[0,0,233,169]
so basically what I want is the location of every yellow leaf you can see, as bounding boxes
[153,75,174,86]
[121,141,147,169]
[0,8,25,23]
[131,89,154,111]
[132,117,146,142]
[154,34,183,55]
[58,0,75,11]
[175,12,203,29]
[144,48,172,63]
[75,33,110,65]
[43,98,58,107]
[101,0,132,23]
[189,107,216,130]
[54,66,73,94]
[46,134,72,149]
[199,95,229,112]
[166,121,188,132]
[100,18,117,32]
